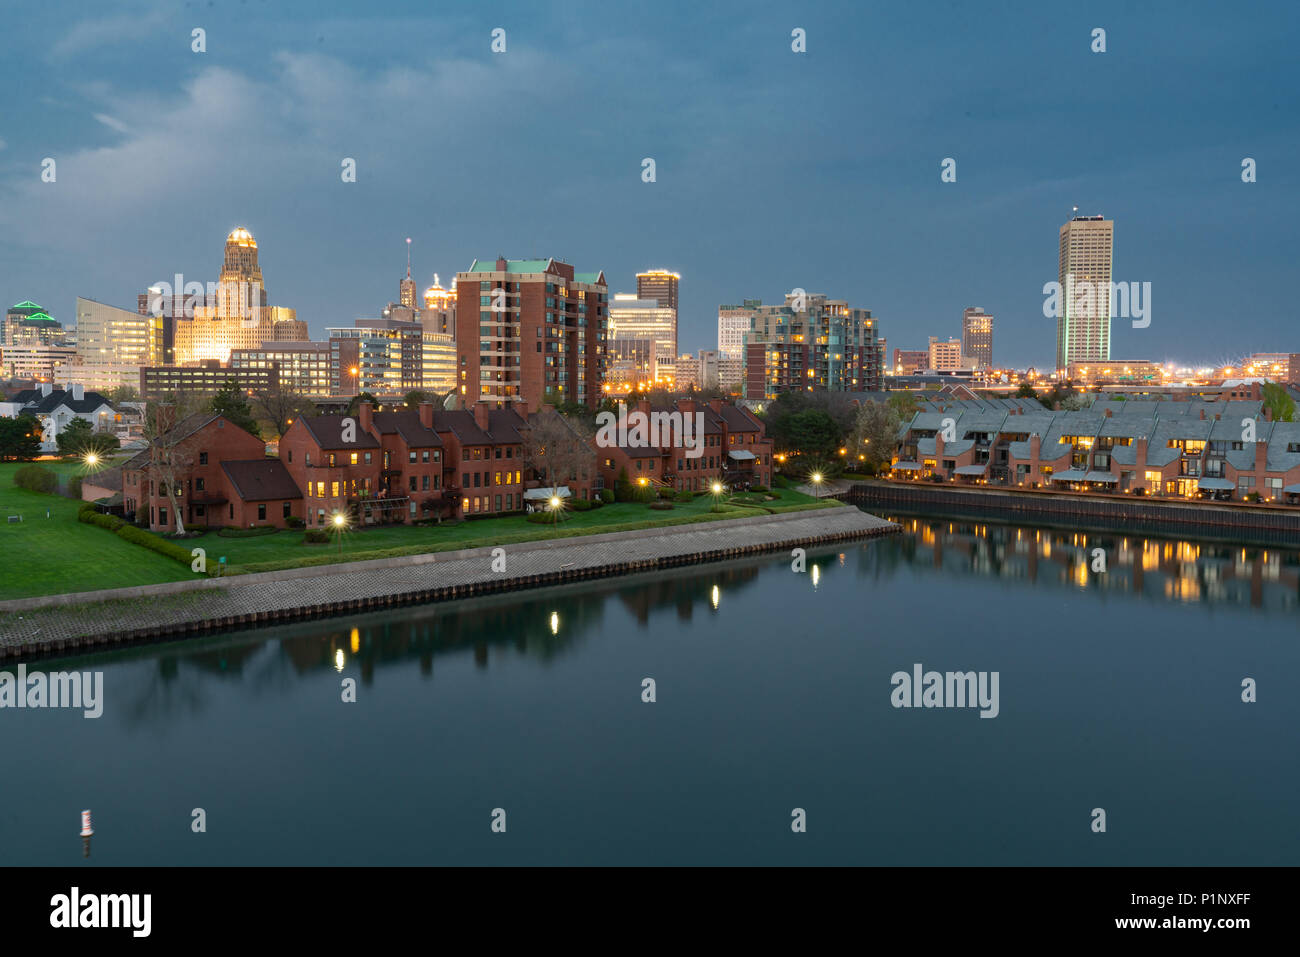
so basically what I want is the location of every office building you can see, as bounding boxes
[609,294,677,377]
[1056,214,1114,370]
[962,307,994,368]
[718,301,758,358]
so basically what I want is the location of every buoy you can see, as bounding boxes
[80,809,94,837]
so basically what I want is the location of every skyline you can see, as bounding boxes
[2,0,1298,369]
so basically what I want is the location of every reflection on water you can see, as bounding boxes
[869,514,1300,613]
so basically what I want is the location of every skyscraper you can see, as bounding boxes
[400,238,417,308]
[636,269,679,311]
[609,294,677,380]
[1056,214,1113,371]
[961,307,994,368]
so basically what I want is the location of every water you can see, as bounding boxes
[3,510,1298,865]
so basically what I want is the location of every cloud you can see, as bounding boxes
[93,113,130,134]
[51,8,170,58]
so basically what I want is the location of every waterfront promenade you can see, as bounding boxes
[0,507,896,658]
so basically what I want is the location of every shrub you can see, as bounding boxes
[285,516,305,528]
[648,500,673,511]
[527,510,570,524]
[304,529,330,544]
[657,488,674,500]
[116,524,196,563]
[569,498,594,511]
[13,464,58,494]
[599,488,614,504]
[66,475,84,499]
[749,485,769,493]
[1244,492,1261,503]
[674,491,694,503]
[218,525,279,538]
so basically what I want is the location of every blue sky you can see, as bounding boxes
[1,0,1297,368]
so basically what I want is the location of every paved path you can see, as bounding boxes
[0,507,896,656]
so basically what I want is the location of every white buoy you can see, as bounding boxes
[80,810,94,837]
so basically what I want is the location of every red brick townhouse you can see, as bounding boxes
[594,398,774,493]
[122,412,302,532]
[281,400,534,524]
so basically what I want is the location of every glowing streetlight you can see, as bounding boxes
[709,479,726,511]
[331,510,348,554]
[84,451,100,468]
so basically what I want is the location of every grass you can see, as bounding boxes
[0,461,834,598]
[0,459,195,600]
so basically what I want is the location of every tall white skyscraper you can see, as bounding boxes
[1056,214,1113,371]
[717,301,758,358]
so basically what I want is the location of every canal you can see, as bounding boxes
[3,510,1298,865]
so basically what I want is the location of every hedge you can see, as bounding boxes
[648,500,674,510]
[285,516,305,528]
[569,498,595,511]
[526,510,571,524]
[304,529,330,543]
[218,525,280,538]
[674,491,694,503]
[599,489,615,504]
[77,505,199,568]
[13,464,58,494]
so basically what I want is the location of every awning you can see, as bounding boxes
[891,462,923,471]
[1083,471,1118,483]
[1196,477,1234,490]
[727,450,757,462]
[523,486,571,500]
[1284,483,1300,494]
[954,464,988,476]
[1048,469,1089,482]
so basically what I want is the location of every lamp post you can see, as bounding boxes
[810,471,824,497]
[548,494,562,526]
[332,511,347,555]
[710,479,725,512]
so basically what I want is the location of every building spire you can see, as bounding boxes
[406,237,412,279]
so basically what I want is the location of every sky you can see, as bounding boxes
[1,0,1298,369]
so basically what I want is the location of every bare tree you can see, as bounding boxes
[524,410,596,495]
[141,394,206,535]
[252,385,315,439]
[849,400,902,471]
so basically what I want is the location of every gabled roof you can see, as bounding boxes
[221,459,303,501]
[301,415,380,450]
[370,410,444,448]
[25,389,115,414]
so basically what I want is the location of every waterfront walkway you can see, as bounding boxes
[0,507,896,657]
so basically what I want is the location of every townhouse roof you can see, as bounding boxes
[221,459,303,501]
[22,389,115,414]
[370,410,444,448]
[301,415,381,450]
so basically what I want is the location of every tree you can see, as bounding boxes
[346,391,379,417]
[767,408,840,458]
[848,400,901,471]
[1015,382,1038,399]
[56,417,120,457]
[141,396,207,535]
[1262,382,1296,423]
[106,384,140,405]
[524,409,595,496]
[887,391,921,419]
[404,390,431,409]
[252,385,315,439]
[209,379,261,437]
[0,414,42,461]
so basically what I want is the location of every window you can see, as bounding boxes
[350,452,358,465]
[331,481,340,498]
[305,453,311,467]
[495,495,502,511]
[474,473,481,487]
[288,450,293,463]
[283,502,291,519]
[409,476,418,491]
[495,472,501,485]
[422,450,430,463]
[364,452,372,465]
[409,451,417,463]
[463,473,469,487]
[258,504,266,521]
[195,478,205,491]
[422,475,430,490]
[159,507,167,525]
[199,452,208,465]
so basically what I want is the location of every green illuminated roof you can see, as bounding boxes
[10,300,44,310]
[467,258,553,274]
[26,312,55,322]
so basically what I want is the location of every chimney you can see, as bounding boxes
[40,383,52,397]
[495,257,508,272]
[707,398,724,414]
[637,398,651,418]
[935,431,945,456]
[1030,433,1041,467]
[1254,431,1268,478]
[1199,408,1206,420]
[71,383,84,402]
[473,401,491,431]
[1136,437,1149,471]
[358,400,373,435]
[1104,408,1112,418]
[418,401,433,430]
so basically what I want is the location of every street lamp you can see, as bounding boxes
[709,480,726,512]
[331,510,348,555]
[349,366,359,396]
[810,471,824,496]
[548,494,563,525]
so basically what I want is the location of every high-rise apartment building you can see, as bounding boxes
[230,342,335,396]
[961,307,994,368]
[609,294,677,378]
[718,300,759,358]
[454,257,608,411]
[327,319,431,395]
[1056,214,1113,370]
[740,293,883,399]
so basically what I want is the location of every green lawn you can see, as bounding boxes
[0,461,832,598]
[0,460,195,600]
